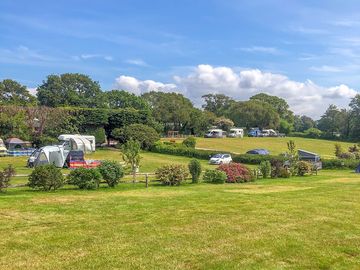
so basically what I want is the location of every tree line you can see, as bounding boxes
[1,73,360,142]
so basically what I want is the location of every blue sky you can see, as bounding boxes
[1,0,359,117]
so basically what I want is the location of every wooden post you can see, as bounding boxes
[145,173,149,188]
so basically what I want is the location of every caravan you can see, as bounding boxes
[227,128,244,138]
[58,134,96,153]
[0,138,7,156]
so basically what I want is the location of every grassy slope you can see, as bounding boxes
[0,170,360,269]
[164,137,355,159]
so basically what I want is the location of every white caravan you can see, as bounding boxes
[204,129,226,138]
[228,128,244,138]
[58,134,96,153]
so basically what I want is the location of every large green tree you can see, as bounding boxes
[37,73,104,108]
[250,93,293,123]
[349,94,360,139]
[0,79,36,106]
[142,91,194,131]
[293,115,316,132]
[105,90,149,110]
[317,105,344,135]
[201,93,235,116]
[227,100,280,129]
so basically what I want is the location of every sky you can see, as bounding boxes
[1,0,360,119]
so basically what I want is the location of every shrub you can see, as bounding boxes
[304,128,322,138]
[113,124,160,150]
[182,137,196,148]
[98,160,124,187]
[258,161,271,178]
[339,152,356,160]
[188,159,202,183]
[203,169,227,184]
[278,167,291,178]
[28,164,64,191]
[270,159,284,178]
[218,163,254,183]
[155,164,189,186]
[322,159,358,169]
[296,161,312,176]
[0,165,16,192]
[32,136,59,147]
[67,168,101,190]
[334,143,344,158]
[88,127,106,145]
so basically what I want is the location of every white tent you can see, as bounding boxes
[58,134,95,153]
[28,145,67,168]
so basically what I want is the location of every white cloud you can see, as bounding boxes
[114,65,358,118]
[125,59,149,67]
[27,87,37,96]
[114,75,177,95]
[310,65,343,72]
[239,46,280,54]
[80,54,113,61]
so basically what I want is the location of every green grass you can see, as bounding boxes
[164,137,356,159]
[1,169,360,269]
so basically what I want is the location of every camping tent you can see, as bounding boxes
[5,138,34,156]
[246,149,270,155]
[28,145,67,168]
[0,138,7,156]
[58,134,96,152]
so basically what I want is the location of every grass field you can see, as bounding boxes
[164,137,356,159]
[1,169,360,269]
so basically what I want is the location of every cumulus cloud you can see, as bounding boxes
[114,75,177,95]
[27,87,37,96]
[114,64,358,118]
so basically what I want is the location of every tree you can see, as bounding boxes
[37,73,104,108]
[213,117,234,131]
[187,109,215,136]
[0,79,36,106]
[122,139,141,183]
[227,100,280,129]
[317,105,345,136]
[250,93,293,122]
[105,90,150,110]
[112,124,160,150]
[348,94,360,139]
[201,94,235,116]
[293,115,315,132]
[142,91,194,132]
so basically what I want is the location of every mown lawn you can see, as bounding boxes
[0,170,360,269]
[164,137,355,159]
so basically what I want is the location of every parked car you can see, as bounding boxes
[204,129,226,138]
[209,154,232,165]
[246,149,270,155]
[227,128,244,138]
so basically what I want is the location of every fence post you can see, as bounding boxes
[145,173,149,188]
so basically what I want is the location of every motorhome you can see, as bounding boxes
[228,128,244,138]
[58,134,96,153]
[248,128,261,137]
[204,129,226,138]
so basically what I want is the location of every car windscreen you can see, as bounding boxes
[212,154,223,158]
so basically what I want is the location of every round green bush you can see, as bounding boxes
[296,161,312,176]
[203,169,227,184]
[67,168,101,190]
[188,159,202,183]
[258,160,271,178]
[98,160,124,187]
[155,164,189,186]
[182,137,196,148]
[28,164,64,191]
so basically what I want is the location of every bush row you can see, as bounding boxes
[322,159,359,169]
[151,142,284,164]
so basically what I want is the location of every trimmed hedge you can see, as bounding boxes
[322,159,359,169]
[232,154,285,165]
